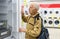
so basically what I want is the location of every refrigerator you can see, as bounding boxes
[0,0,19,39]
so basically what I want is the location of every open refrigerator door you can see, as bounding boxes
[0,0,19,39]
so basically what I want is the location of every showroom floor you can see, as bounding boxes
[19,28,60,39]
[48,28,60,39]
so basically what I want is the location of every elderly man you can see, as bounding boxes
[19,3,41,39]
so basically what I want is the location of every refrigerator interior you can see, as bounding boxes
[0,0,19,39]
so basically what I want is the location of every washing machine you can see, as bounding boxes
[53,9,60,28]
[43,17,48,27]
[41,9,49,17]
[54,17,60,27]
[47,17,54,27]
[54,8,60,17]
[48,9,55,19]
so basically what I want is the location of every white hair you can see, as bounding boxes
[29,2,39,10]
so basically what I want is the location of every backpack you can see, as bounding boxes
[34,14,49,39]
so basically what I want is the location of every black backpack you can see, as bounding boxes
[34,14,49,39]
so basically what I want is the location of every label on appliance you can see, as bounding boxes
[0,23,4,26]
[40,4,60,8]
[1,31,8,35]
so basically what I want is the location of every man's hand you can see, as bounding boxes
[21,5,24,15]
[19,28,26,32]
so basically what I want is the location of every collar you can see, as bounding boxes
[31,12,39,17]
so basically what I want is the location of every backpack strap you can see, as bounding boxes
[28,14,43,27]
[34,14,43,27]
[34,14,40,24]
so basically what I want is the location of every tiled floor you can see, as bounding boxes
[47,28,60,39]
[4,28,60,39]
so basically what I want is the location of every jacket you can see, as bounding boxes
[22,13,41,39]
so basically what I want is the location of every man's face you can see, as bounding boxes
[29,4,37,15]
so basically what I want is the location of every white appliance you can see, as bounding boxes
[0,0,19,39]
